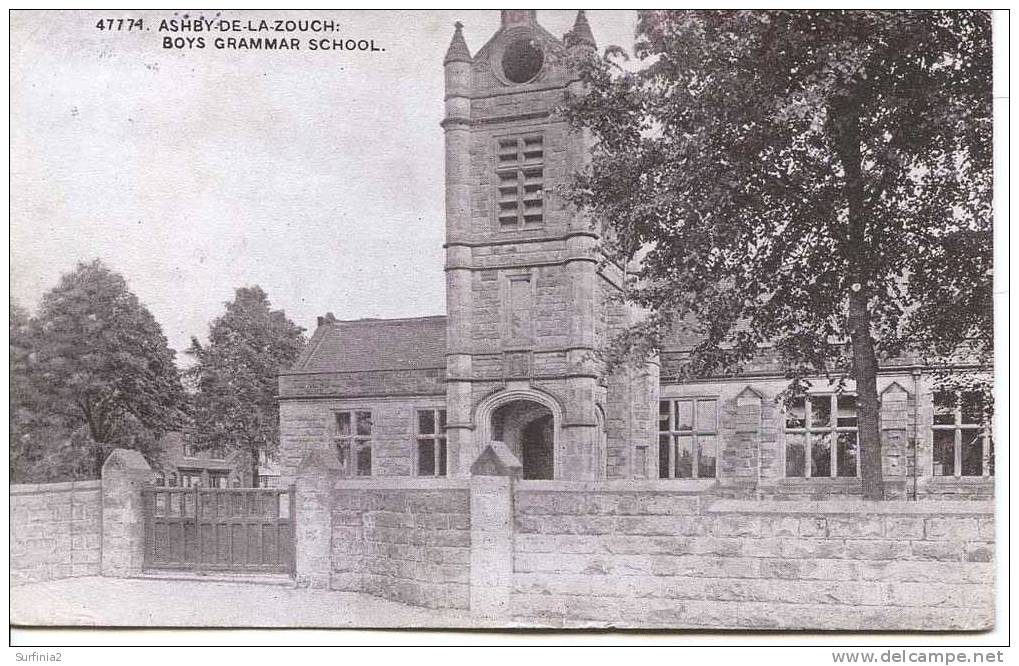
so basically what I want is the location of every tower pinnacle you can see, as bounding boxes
[566,10,596,48]
[444,21,472,65]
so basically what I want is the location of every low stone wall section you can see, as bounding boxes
[330,479,472,610]
[10,480,102,585]
[512,484,994,630]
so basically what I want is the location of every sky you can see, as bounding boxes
[9,9,639,362]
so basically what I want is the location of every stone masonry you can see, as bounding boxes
[10,448,153,586]
[100,448,151,577]
[10,480,102,585]
[10,447,996,630]
[329,479,472,610]
[289,450,994,628]
[511,486,994,629]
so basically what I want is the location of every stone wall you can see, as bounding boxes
[306,463,995,630]
[10,480,102,585]
[11,449,153,587]
[330,479,472,609]
[511,484,994,629]
[278,395,445,482]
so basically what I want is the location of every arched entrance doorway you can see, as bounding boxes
[491,399,554,480]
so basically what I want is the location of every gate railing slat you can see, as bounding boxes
[141,485,295,575]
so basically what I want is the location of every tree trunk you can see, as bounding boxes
[250,444,261,488]
[831,94,885,500]
[94,444,106,480]
[849,290,884,500]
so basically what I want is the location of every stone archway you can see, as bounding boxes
[473,388,563,479]
[489,399,555,480]
[520,413,554,480]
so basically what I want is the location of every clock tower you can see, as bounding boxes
[442,11,659,480]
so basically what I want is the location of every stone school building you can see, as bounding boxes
[10,11,994,630]
[277,11,993,501]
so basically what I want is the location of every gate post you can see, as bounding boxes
[101,448,152,577]
[294,449,340,588]
[469,442,521,620]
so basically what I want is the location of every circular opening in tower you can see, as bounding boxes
[501,38,544,84]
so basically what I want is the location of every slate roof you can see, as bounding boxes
[659,328,705,353]
[286,315,447,374]
[659,316,755,353]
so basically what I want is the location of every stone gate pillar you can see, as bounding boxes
[469,442,521,619]
[100,448,151,577]
[294,449,340,588]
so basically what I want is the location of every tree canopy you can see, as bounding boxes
[186,286,305,485]
[563,10,992,498]
[12,260,186,480]
[8,300,67,481]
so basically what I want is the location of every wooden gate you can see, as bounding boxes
[142,486,295,575]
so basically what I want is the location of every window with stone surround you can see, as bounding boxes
[179,469,203,487]
[207,471,230,488]
[932,391,993,477]
[784,394,859,478]
[495,134,544,229]
[182,432,197,457]
[335,410,373,477]
[658,398,717,479]
[259,475,280,488]
[415,408,447,477]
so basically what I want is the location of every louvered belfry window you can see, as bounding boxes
[496,134,544,229]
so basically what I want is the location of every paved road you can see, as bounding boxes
[10,576,473,628]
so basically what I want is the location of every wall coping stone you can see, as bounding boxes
[10,479,101,495]
[704,499,995,515]
[101,448,151,474]
[334,477,471,490]
[471,441,522,477]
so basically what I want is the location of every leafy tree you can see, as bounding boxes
[186,286,305,486]
[563,10,992,499]
[25,260,186,478]
[11,300,93,483]
[9,300,49,480]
